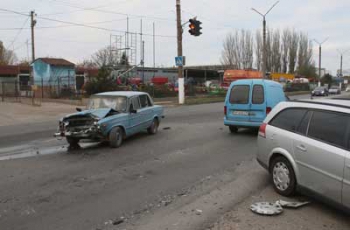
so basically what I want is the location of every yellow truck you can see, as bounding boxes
[270,73,295,82]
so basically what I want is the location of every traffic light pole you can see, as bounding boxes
[176,0,185,104]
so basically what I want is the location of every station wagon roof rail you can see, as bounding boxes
[288,99,350,110]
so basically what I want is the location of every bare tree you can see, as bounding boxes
[0,41,17,65]
[271,29,281,72]
[255,30,262,71]
[281,29,290,73]
[91,46,119,67]
[221,30,253,69]
[288,30,299,74]
[265,28,272,72]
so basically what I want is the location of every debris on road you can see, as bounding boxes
[113,217,125,225]
[195,209,203,215]
[163,127,171,130]
[277,200,311,209]
[250,202,283,216]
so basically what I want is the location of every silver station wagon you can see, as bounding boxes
[257,99,350,211]
[55,91,164,148]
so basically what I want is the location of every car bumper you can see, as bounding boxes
[224,118,263,128]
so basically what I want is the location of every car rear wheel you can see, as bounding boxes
[109,127,123,148]
[148,118,159,135]
[271,156,296,196]
[66,137,79,145]
[229,126,238,133]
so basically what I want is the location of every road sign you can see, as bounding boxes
[175,56,185,66]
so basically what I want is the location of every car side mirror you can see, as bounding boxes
[76,107,82,112]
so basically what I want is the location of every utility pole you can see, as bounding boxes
[252,1,279,79]
[313,38,328,86]
[176,0,184,104]
[30,11,36,62]
[153,22,156,78]
[337,49,350,77]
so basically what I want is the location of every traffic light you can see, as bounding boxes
[188,18,202,36]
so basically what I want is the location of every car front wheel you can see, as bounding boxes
[109,127,123,148]
[148,118,159,135]
[270,156,296,196]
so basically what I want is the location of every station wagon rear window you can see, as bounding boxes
[229,85,250,104]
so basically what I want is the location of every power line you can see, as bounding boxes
[49,0,176,22]
[0,18,128,30]
[0,7,176,38]
[7,16,30,50]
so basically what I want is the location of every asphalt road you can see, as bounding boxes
[0,93,348,230]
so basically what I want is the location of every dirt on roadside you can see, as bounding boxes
[209,186,350,230]
[0,102,77,127]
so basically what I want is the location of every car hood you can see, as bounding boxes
[63,108,117,120]
[329,89,338,91]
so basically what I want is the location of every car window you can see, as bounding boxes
[270,108,308,132]
[307,111,349,149]
[252,85,264,104]
[147,95,154,106]
[296,111,312,135]
[229,85,250,104]
[139,95,149,108]
[130,97,141,110]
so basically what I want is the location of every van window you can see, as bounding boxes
[252,85,264,104]
[270,108,307,132]
[307,111,349,149]
[229,85,250,104]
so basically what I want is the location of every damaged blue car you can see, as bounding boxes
[55,91,164,148]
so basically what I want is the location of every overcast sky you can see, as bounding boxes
[1,0,350,74]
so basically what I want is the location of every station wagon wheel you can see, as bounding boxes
[271,156,296,196]
[148,118,159,135]
[109,127,123,148]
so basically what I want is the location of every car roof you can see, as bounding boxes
[295,99,350,108]
[230,79,281,87]
[94,91,148,97]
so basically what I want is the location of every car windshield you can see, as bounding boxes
[315,87,325,90]
[88,96,127,112]
[330,86,338,89]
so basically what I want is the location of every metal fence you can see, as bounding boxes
[0,82,41,105]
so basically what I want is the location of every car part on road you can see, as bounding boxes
[276,200,311,209]
[271,156,296,196]
[109,127,123,148]
[250,202,283,216]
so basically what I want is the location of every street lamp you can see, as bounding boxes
[252,1,279,79]
[337,48,350,77]
[313,38,328,86]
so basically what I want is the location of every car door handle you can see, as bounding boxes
[296,145,307,152]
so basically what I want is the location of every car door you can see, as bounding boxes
[343,152,350,208]
[293,110,348,204]
[250,81,266,123]
[128,96,142,134]
[226,83,251,122]
[138,94,153,129]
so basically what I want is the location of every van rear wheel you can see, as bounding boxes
[229,126,238,133]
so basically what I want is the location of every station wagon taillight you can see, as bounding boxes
[224,106,227,116]
[259,123,267,138]
[266,107,272,114]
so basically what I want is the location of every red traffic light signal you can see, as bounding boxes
[188,18,202,36]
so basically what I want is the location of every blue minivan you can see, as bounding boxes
[224,79,286,133]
